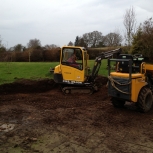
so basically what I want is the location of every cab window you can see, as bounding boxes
[61,48,83,70]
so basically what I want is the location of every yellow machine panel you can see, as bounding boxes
[61,65,85,82]
[131,77,147,102]
[145,63,153,71]
[110,72,143,79]
[110,72,147,102]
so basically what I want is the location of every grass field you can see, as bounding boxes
[0,60,109,85]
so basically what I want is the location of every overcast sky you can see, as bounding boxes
[0,0,153,48]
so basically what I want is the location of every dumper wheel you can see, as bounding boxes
[111,97,125,108]
[137,87,153,113]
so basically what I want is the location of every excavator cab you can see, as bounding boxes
[54,46,89,85]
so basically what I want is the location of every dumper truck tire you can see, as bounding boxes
[137,87,153,113]
[111,97,125,108]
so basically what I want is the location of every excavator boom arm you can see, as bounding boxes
[88,48,122,82]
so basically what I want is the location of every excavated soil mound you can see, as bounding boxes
[0,78,57,94]
[0,76,108,94]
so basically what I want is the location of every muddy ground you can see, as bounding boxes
[0,76,153,153]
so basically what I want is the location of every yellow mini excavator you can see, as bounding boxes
[108,54,153,112]
[53,46,122,94]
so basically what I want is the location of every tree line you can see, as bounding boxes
[71,30,122,48]
[0,7,153,62]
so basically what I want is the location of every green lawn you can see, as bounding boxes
[0,60,109,85]
[0,62,59,85]
[89,59,109,76]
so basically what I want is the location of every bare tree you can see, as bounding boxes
[123,6,137,47]
[82,31,103,47]
[90,31,103,47]
[27,38,41,49]
[13,44,24,52]
[105,32,122,47]
[74,36,87,47]
[82,33,91,47]
[67,41,73,46]
[27,38,41,62]
[79,38,87,48]
[44,44,59,49]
